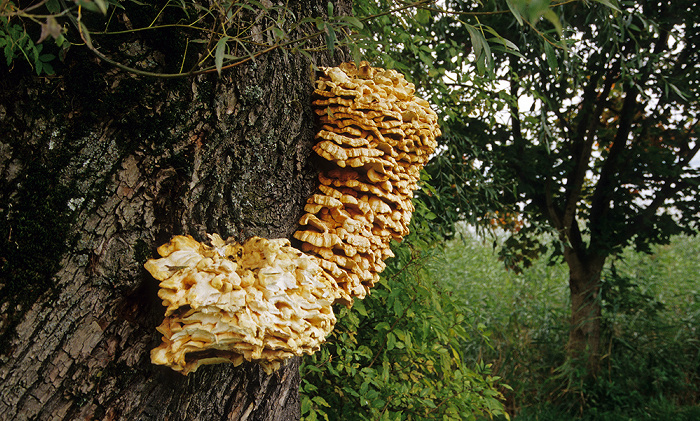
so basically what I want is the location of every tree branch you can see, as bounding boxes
[509,56,560,228]
[589,18,672,242]
[589,87,639,227]
[561,56,619,232]
[544,178,564,230]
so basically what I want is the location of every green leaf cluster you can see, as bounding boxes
[0,18,57,75]
[1,0,364,77]
[349,0,700,389]
[300,193,509,420]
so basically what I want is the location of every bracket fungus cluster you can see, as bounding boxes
[144,234,335,374]
[145,62,439,374]
[294,62,440,304]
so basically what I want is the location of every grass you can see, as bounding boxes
[426,229,700,420]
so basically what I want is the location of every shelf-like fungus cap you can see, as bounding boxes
[296,62,440,305]
[145,234,336,374]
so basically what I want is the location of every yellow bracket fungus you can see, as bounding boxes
[145,62,439,374]
[294,61,440,305]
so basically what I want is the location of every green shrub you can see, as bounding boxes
[300,213,509,420]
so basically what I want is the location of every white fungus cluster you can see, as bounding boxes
[145,235,336,374]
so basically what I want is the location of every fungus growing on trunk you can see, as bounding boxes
[294,62,440,305]
[145,62,440,374]
[144,234,336,374]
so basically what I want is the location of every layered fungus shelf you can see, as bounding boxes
[145,62,440,374]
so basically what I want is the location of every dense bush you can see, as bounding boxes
[300,210,509,420]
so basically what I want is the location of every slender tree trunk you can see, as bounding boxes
[564,251,606,376]
[0,1,350,419]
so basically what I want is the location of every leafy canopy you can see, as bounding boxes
[356,0,700,268]
[0,0,363,76]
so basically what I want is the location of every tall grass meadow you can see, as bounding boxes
[428,228,700,419]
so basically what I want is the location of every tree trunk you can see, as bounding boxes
[0,2,349,419]
[565,251,606,376]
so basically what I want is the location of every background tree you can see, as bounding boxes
[0,1,354,419]
[356,0,700,377]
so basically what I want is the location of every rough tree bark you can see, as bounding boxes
[0,1,350,419]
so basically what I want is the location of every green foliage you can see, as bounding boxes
[300,201,509,420]
[0,17,57,75]
[428,228,570,410]
[355,0,700,260]
[429,230,700,419]
[1,0,360,77]
[302,224,699,419]
[354,0,700,383]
